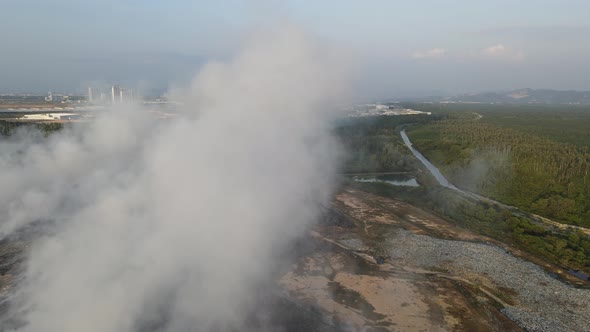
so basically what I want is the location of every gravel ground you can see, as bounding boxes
[387,229,590,332]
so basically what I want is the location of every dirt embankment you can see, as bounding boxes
[290,189,589,332]
[279,189,533,331]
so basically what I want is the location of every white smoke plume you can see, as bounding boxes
[1,26,348,331]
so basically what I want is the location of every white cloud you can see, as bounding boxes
[482,44,525,61]
[412,48,446,59]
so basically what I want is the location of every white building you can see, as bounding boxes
[45,92,67,102]
[111,85,120,104]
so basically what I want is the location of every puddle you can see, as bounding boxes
[352,174,419,187]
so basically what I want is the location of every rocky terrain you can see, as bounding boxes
[278,189,589,331]
[0,188,588,331]
[389,230,589,332]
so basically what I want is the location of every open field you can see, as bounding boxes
[279,188,589,331]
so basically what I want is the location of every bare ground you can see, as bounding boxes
[279,188,589,331]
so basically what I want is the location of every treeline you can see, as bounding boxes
[0,121,63,136]
[350,181,590,274]
[335,115,437,173]
[337,106,590,274]
[408,118,590,227]
[402,102,590,147]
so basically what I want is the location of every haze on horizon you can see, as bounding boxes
[2,0,590,99]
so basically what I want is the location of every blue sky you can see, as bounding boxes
[2,0,590,98]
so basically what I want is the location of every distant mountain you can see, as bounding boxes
[418,89,590,104]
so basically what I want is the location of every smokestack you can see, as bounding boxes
[1,26,348,331]
[119,88,124,103]
[88,87,93,103]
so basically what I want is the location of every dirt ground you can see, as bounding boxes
[278,188,526,331]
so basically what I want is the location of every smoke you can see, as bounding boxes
[1,26,348,331]
[449,149,511,194]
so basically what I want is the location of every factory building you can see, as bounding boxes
[86,85,135,104]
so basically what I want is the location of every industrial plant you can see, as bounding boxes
[87,85,135,104]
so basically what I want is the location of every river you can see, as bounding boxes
[400,130,458,190]
[401,128,590,284]
[401,129,515,203]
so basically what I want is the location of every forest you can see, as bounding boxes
[337,106,590,276]
[405,104,590,228]
[336,114,438,174]
[0,121,63,136]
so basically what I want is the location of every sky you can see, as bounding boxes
[2,0,590,99]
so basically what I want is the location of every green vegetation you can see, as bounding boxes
[37,122,64,135]
[337,106,590,276]
[350,181,590,274]
[402,103,590,146]
[336,115,437,173]
[405,104,590,228]
[0,121,63,136]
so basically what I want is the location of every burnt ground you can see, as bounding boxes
[281,188,587,332]
[0,189,587,331]
[281,200,522,332]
